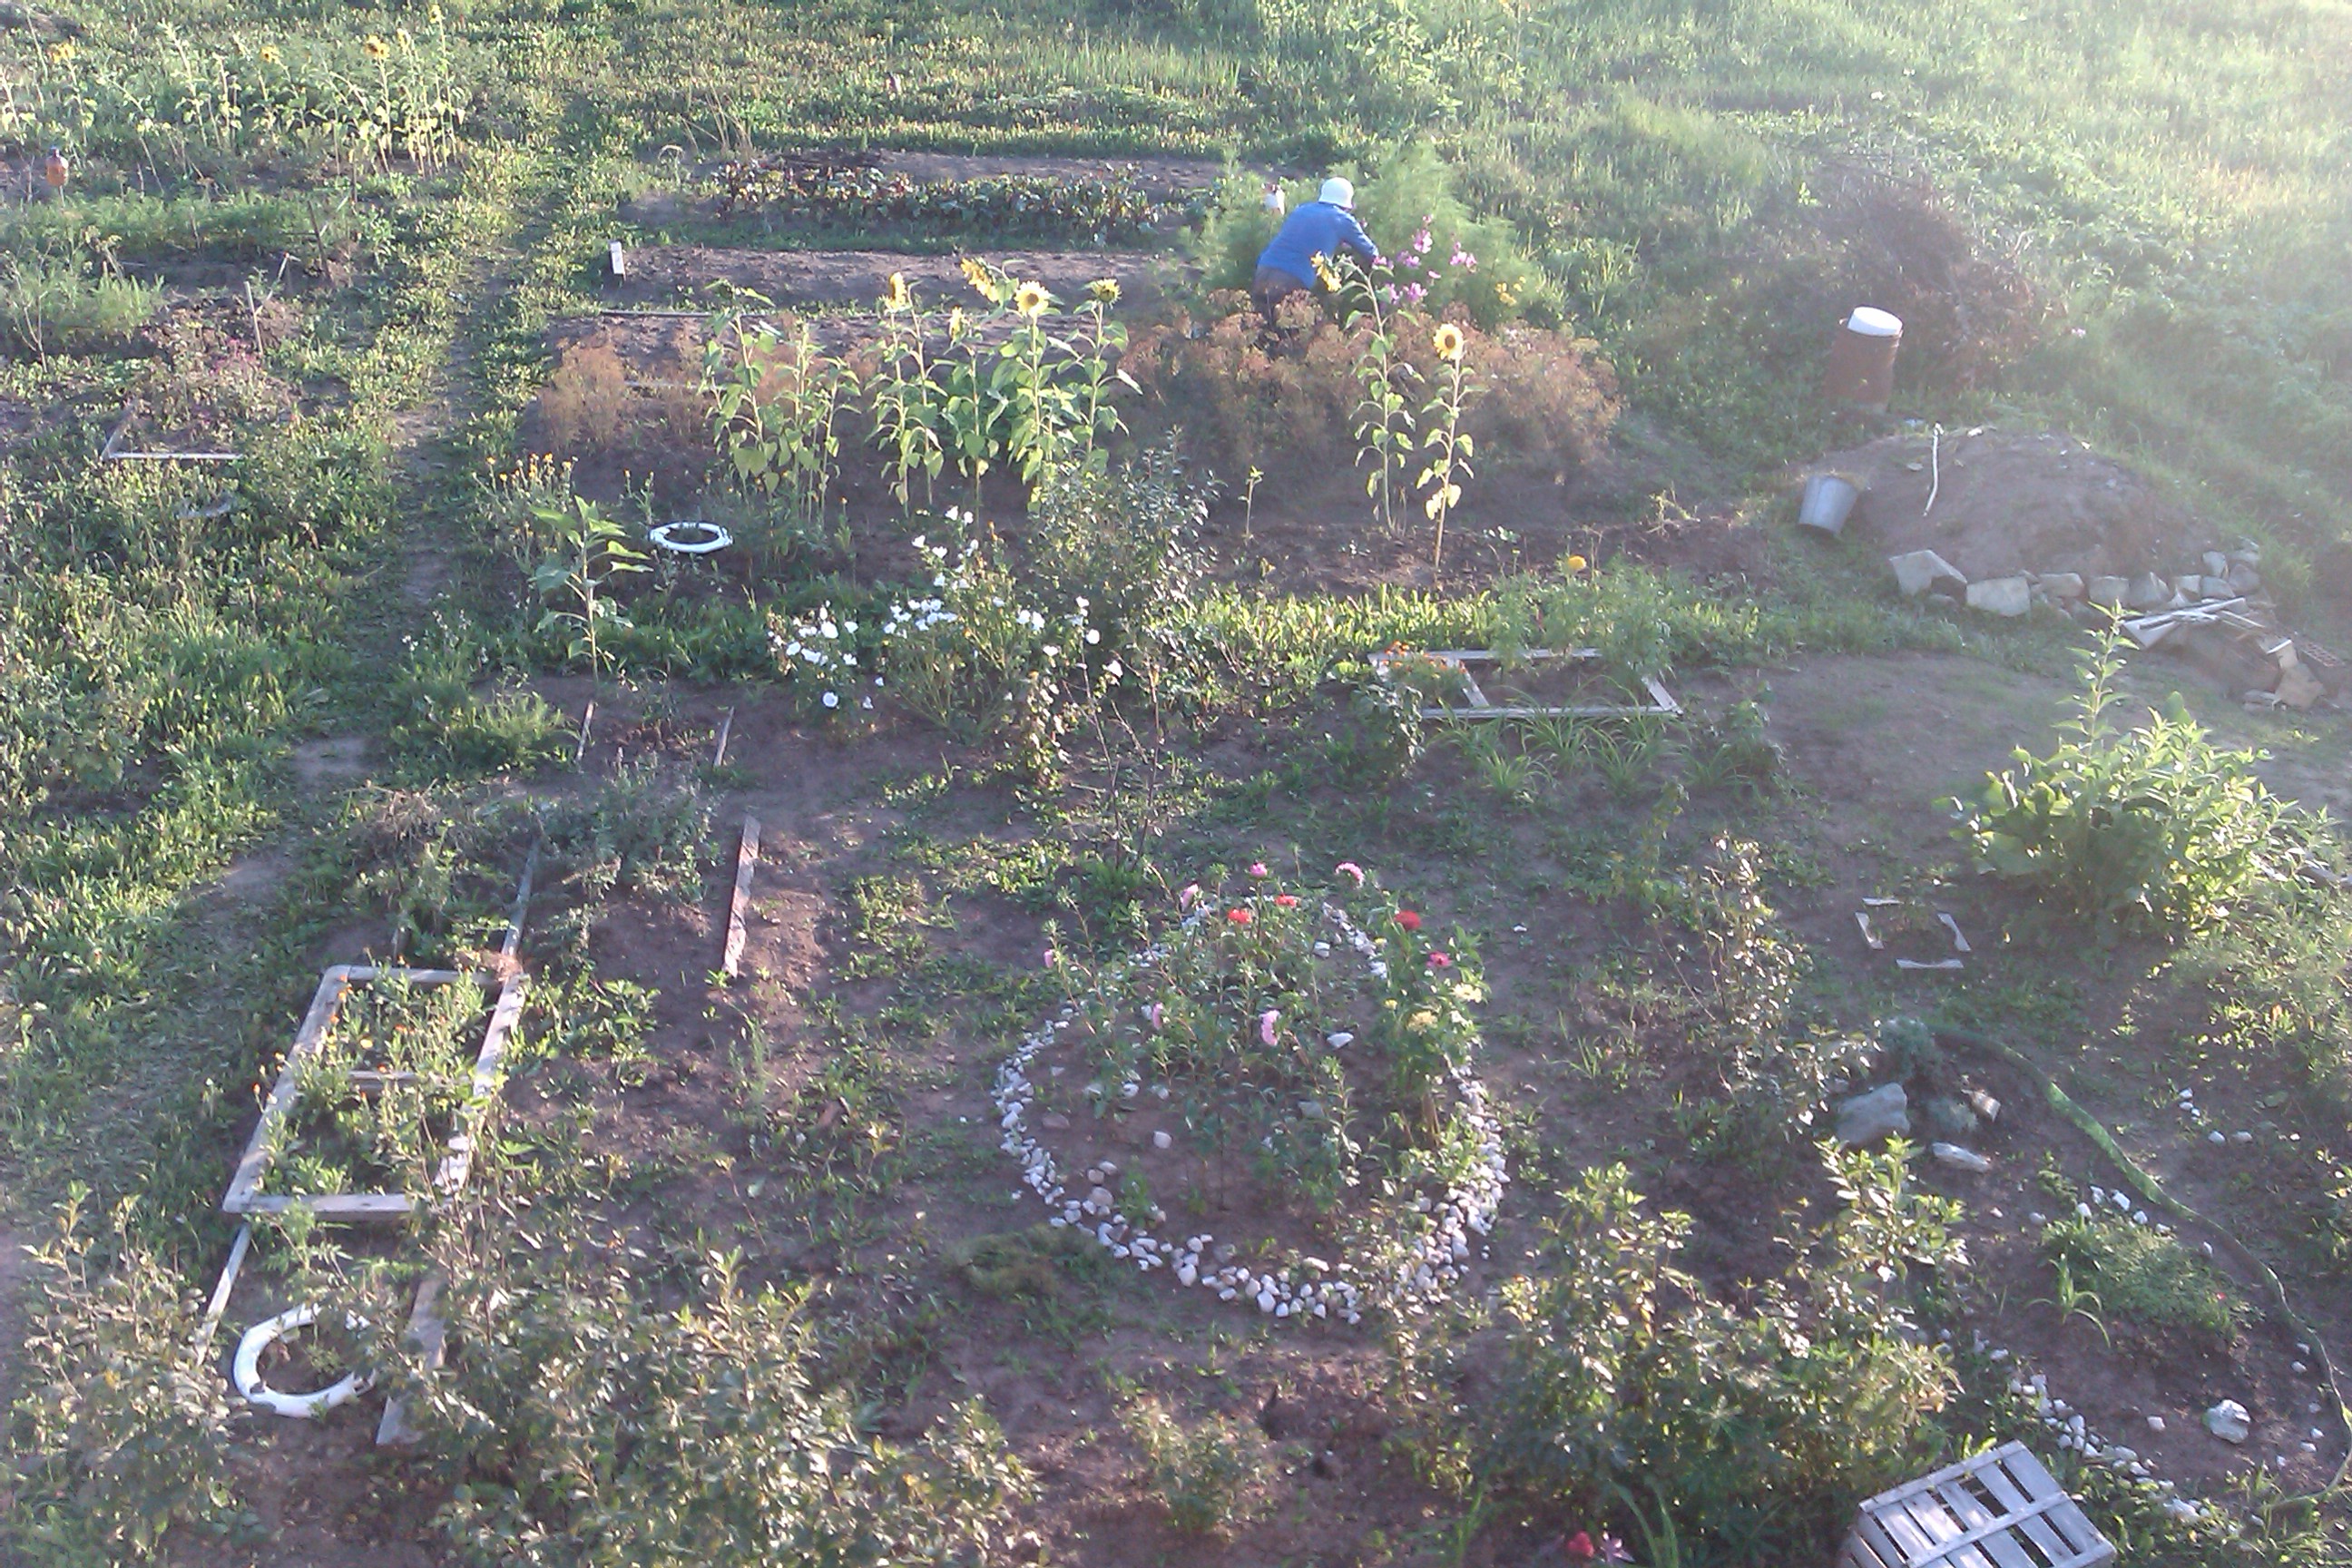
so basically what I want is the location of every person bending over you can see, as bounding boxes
[1253,177,1377,318]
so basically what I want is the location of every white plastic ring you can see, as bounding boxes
[648,520,733,554]
[232,1303,375,1418]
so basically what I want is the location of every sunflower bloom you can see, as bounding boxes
[258,44,282,64]
[1014,280,1051,318]
[363,34,390,58]
[1310,251,1341,291]
[1432,323,1465,362]
[960,256,1004,304]
[1086,278,1120,305]
[881,271,912,312]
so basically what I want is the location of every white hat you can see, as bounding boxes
[1318,177,1354,209]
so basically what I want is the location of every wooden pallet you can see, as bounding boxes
[1367,648,1681,720]
[1841,1443,2114,1568]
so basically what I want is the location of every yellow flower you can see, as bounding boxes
[1494,280,1517,308]
[948,306,966,337]
[880,271,911,312]
[1407,1009,1437,1032]
[1086,278,1120,305]
[959,256,1004,304]
[1310,250,1340,291]
[1014,280,1051,318]
[363,34,390,59]
[46,40,76,64]
[1566,554,1589,573]
[427,3,444,21]
[1432,323,1465,362]
[258,44,282,64]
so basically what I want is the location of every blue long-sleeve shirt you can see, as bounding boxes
[1256,201,1376,288]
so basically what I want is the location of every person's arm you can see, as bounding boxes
[1335,209,1377,264]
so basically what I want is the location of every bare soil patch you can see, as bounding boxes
[1813,426,2211,580]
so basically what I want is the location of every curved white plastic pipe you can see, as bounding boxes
[648,521,732,555]
[231,1303,375,1418]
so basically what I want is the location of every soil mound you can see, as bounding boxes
[1817,427,2210,579]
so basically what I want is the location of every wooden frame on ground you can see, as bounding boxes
[1840,1442,2113,1568]
[1368,648,1681,720]
[218,963,529,1221]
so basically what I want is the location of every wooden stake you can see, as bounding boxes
[721,817,761,977]
[711,708,734,769]
[575,700,595,763]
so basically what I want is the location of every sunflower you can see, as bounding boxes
[1310,250,1340,291]
[258,44,282,65]
[1014,280,1052,318]
[880,271,911,312]
[1085,278,1120,305]
[959,256,1004,304]
[1432,323,1465,362]
[362,34,390,59]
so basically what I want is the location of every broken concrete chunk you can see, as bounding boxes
[2204,1399,2251,1445]
[2202,551,2231,577]
[1837,1083,1910,1145]
[2126,572,2172,611]
[2037,572,2086,600]
[1890,550,1966,598]
[2085,575,2131,606]
[2227,562,2262,593]
[1965,575,2032,616]
[1931,1142,1993,1173]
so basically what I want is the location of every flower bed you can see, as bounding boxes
[994,867,1507,1324]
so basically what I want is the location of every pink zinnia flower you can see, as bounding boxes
[1334,861,1365,887]
[1395,910,1421,932]
[1248,861,1269,877]
[1427,951,1452,968]
[1564,1533,1596,1563]
[1146,1002,1164,1031]
[1259,1010,1279,1046]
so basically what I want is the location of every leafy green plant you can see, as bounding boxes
[5,1191,243,1564]
[1,255,159,360]
[1417,318,1478,578]
[1121,1395,1270,1535]
[1958,621,2331,933]
[2041,1213,2245,1350]
[529,496,650,681]
[869,271,945,514]
[703,312,856,525]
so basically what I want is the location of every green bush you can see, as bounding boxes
[1121,1395,1270,1535]
[0,258,159,359]
[4,1192,244,1564]
[1958,623,2337,934]
[1395,1147,1961,1558]
[397,1235,1031,1567]
[539,757,710,903]
[386,624,568,781]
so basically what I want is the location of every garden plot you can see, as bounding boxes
[997,869,1504,1325]
[221,963,525,1221]
[606,243,1173,311]
[1371,648,1680,720]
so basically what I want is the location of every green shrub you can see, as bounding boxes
[4,1191,244,1564]
[0,258,159,359]
[1958,622,2337,934]
[1121,1394,1270,1535]
[2041,1213,2245,1350]
[386,624,568,781]
[1396,1147,1961,1558]
[397,1236,1031,1567]
[539,757,710,903]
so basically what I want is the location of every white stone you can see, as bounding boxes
[1931,1142,1993,1172]
[2204,1399,2251,1445]
[1965,575,2033,617]
[1152,1130,1172,1150]
[1890,549,1966,597]
[2146,1416,2166,1433]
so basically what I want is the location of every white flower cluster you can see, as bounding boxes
[770,603,875,710]
[992,900,1508,1327]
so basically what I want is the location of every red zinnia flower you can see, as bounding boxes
[1395,910,1422,932]
[1565,1533,1597,1563]
[1427,951,1452,968]
[1275,894,1299,906]
[1227,908,1253,925]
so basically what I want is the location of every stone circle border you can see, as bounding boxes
[993,901,1506,1325]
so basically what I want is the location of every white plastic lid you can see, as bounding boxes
[1847,307,1903,337]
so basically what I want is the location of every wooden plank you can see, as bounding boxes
[498,841,540,966]
[228,1191,416,1220]
[1997,1450,2114,1566]
[1969,1453,2079,1565]
[220,968,355,1213]
[376,1272,447,1446]
[1418,702,1678,720]
[710,709,735,769]
[1853,1511,1916,1568]
[434,974,530,1196]
[721,817,761,977]
[191,1221,253,1359]
[1892,1489,1997,1568]
[1932,1478,2037,1568]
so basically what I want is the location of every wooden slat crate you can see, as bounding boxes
[1840,1443,2115,1568]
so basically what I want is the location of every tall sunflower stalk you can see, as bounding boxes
[870,270,943,514]
[1416,321,1477,582]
